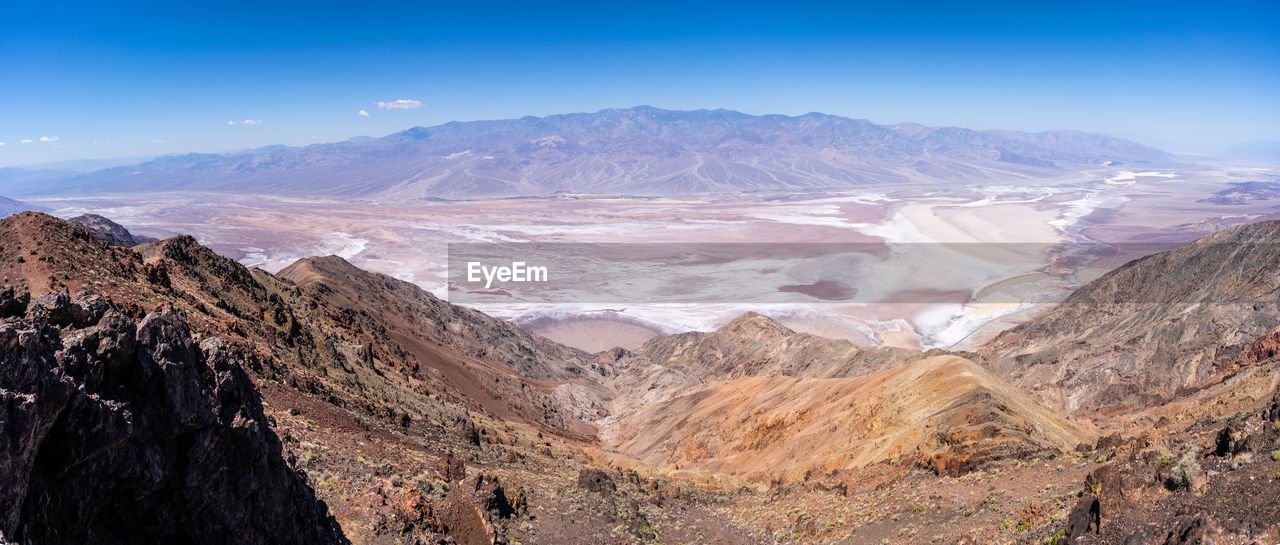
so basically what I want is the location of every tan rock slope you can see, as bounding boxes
[632,311,913,380]
[608,355,1095,483]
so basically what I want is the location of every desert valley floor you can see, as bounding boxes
[31,161,1279,352]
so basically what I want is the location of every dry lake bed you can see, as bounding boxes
[31,162,1280,352]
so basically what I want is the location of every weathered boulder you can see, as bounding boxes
[577,468,618,495]
[0,285,27,317]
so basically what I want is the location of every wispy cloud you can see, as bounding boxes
[376,99,422,110]
[227,119,263,126]
[0,142,6,147]
[21,139,34,144]
[358,109,370,117]
[152,139,166,144]
[39,136,59,143]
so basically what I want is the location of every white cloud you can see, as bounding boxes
[39,136,59,143]
[358,109,370,117]
[21,139,34,144]
[376,99,422,110]
[0,142,5,147]
[228,119,263,126]
[227,120,237,126]
[152,139,166,144]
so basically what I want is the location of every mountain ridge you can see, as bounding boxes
[980,219,1280,417]
[7,106,1169,198]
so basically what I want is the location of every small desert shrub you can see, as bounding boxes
[1164,446,1200,491]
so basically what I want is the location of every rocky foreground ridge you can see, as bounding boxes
[0,288,346,544]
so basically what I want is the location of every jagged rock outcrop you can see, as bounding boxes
[1063,495,1101,543]
[68,213,158,247]
[0,290,347,544]
[1236,328,1280,367]
[426,473,529,545]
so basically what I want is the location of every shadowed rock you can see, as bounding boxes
[68,213,158,247]
[0,291,347,544]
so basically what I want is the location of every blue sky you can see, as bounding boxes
[1,0,1277,166]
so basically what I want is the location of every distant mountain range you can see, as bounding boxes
[0,195,41,217]
[4,107,1169,199]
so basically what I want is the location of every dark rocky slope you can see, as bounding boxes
[68,213,158,246]
[0,288,346,545]
[981,220,1280,417]
[0,212,604,438]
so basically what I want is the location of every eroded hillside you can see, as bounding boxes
[608,355,1096,482]
[982,220,1280,417]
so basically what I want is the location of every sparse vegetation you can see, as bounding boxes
[1163,446,1200,491]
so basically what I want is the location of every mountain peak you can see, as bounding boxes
[277,254,363,288]
[68,213,157,247]
[719,311,794,338]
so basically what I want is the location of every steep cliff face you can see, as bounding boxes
[0,289,347,545]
